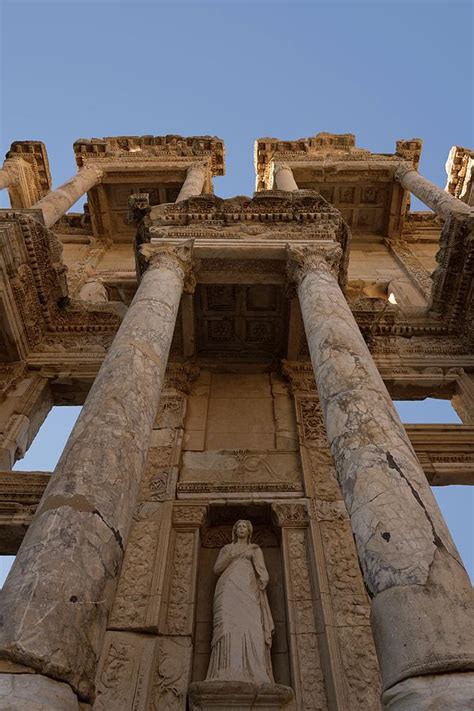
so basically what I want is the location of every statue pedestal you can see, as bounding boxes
[188,680,295,710]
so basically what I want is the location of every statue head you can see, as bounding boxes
[232,519,253,544]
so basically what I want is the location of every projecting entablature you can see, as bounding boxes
[133,190,349,362]
[255,133,422,239]
[72,134,225,242]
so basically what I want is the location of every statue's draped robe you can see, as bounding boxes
[206,542,274,683]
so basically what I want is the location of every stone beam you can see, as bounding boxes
[0,470,50,554]
[406,424,474,486]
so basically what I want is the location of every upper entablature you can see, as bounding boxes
[254,133,423,190]
[254,132,422,191]
[254,133,423,238]
[2,141,52,209]
[71,134,225,242]
[445,145,474,206]
[73,134,225,177]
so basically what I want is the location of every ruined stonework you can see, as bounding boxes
[0,133,473,711]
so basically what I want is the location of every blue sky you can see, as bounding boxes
[0,0,473,585]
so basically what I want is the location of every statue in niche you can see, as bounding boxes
[206,519,275,684]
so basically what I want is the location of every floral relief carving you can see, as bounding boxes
[285,528,327,709]
[150,637,191,711]
[165,530,196,635]
[155,395,186,428]
[171,504,207,527]
[297,398,327,447]
[109,521,157,628]
[95,641,135,709]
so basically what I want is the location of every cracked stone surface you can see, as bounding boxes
[0,254,186,700]
[294,256,474,693]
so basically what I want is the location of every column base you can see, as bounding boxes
[188,680,294,710]
[0,673,79,710]
[382,672,474,710]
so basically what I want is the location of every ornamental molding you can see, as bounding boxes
[148,190,344,225]
[255,133,421,190]
[5,141,52,207]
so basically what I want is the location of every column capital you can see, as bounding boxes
[271,501,309,528]
[394,160,416,182]
[286,243,342,286]
[273,162,292,174]
[140,239,196,293]
[186,161,207,175]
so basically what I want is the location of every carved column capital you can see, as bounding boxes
[172,503,208,527]
[140,239,196,293]
[164,362,200,394]
[186,161,207,177]
[394,161,416,183]
[286,243,342,286]
[272,501,309,528]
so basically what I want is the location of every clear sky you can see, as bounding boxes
[0,0,473,586]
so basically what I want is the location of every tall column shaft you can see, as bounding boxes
[33,165,103,228]
[395,163,473,220]
[273,163,299,191]
[0,241,193,702]
[175,162,206,202]
[288,244,474,710]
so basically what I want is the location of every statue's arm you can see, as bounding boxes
[214,545,233,575]
[252,546,269,590]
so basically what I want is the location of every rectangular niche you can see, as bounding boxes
[192,503,291,687]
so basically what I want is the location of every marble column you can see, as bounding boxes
[395,163,473,220]
[287,243,474,710]
[33,165,103,228]
[273,163,299,191]
[175,162,206,202]
[0,240,194,705]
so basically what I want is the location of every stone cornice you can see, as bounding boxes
[73,134,225,176]
[445,145,474,202]
[0,211,122,359]
[5,141,52,206]
[149,190,344,226]
[254,133,421,191]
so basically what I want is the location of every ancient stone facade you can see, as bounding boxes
[0,133,473,710]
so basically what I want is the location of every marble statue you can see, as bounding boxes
[206,519,275,684]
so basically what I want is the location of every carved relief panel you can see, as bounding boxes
[272,502,328,710]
